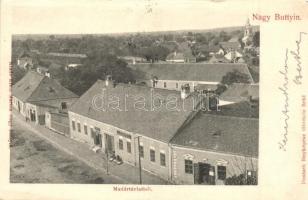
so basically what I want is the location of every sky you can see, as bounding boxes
[4,0,266,34]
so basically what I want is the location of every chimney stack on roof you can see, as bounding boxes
[181,84,190,99]
[105,75,114,87]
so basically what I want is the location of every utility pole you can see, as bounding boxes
[137,136,142,184]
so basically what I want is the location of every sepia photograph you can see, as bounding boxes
[10,18,259,185]
[1,0,308,199]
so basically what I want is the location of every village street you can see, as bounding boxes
[10,111,169,184]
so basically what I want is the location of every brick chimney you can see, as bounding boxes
[45,71,51,78]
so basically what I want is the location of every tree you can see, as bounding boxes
[138,45,170,62]
[224,156,258,185]
[225,173,257,185]
[221,70,251,85]
[219,31,231,42]
[49,35,55,40]
[253,31,260,47]
[12,65,26,85]
[215,70,251,95]
[59,52,136,96]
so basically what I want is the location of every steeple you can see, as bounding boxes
[244,18,252,37]
[242,18,253,47]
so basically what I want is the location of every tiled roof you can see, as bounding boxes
[220,41,241,50]
[206,101,259,119]
[129,63,253,83]
[208,54,230,63]
[220,83,259,102]
[166,52,185,60]
[12,71,78,103]
[228,37,239,43]
[69,80,202,142]
[194,84,218,91]
[19,52,31,59]
[47,52,87,58]
[27,78,78,102]
[171,112,259,157]
[12,71,45,102]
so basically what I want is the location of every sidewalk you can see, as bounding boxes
[12,111,170,185]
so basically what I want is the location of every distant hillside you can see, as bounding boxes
[12,26,259,41]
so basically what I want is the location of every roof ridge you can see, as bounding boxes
[201,113,259,121]
[23,72,45,102]
[171,143,258,158]
[27,75,78,102]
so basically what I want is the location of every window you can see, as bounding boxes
[247,170,257,177]
[184,159,193,174]
[127,141,131,153]
[139,145,144,158]
[176,83,178,89]
[160,153,166,166]
[84,124,88,135]
[164,82,167,88]
[150,149,155,162]
[119,139,123,150]
[72,120,76,131]
[247,170,257,185]
[217,166,226,180]
[61,102,67,110]
[77,122,81,132]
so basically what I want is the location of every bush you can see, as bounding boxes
[225,174,257,185]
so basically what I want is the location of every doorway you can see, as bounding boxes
[91,127,102,147]
[105,134,115,153]
[30,109,36,122]
[194,162,216,185]
[94,133,102,147]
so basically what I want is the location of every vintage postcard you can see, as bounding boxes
[0,0,307,199]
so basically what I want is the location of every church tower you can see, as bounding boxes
[242,18,253,47]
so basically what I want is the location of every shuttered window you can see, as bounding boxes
[72,121,76,131]
[127,141,131,153]
[150,149,155,162]
[160,153,166,166]
[84,125,88,135]
[119,139,123,150]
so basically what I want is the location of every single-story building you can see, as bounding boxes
[224,50,243,63]
[128,63,254,92]
[170,113,258,185]
[68,76,258,184]
[166,51,196,63]
[12,71,79,126]
[68,78,204,181]
[208,54,230,63]
[17,52,33,70]
[219,41,242,52]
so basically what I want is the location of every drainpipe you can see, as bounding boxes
[168,143,173,183]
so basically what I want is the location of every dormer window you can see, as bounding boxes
[48,86,55,93]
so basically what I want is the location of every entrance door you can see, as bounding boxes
[92,127,102,147]
[94,134,102,147]
[30,109,36,122]
[105,134,115,153]
[195,163,216,185]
